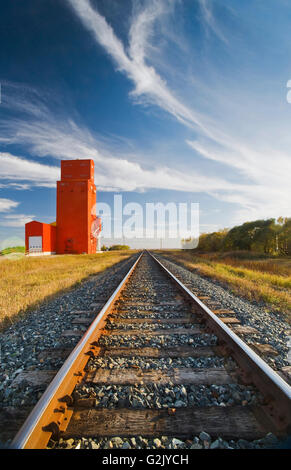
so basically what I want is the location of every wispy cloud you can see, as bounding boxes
[0,146,240,195]
[187,130,291,223]
[0,83,241,195]
[0,152,59,187]
[0,198,19,212]
[198,0,228,44]
[0,183,31,190]
[1,1,290,229]
[3,80,287,226]
[66,0,208,132]
[0,213,35,227]
[65,0,291,224]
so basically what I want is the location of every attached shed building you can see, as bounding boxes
[25,221,56,255]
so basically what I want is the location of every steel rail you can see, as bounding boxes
[148,251,291,432]
[10,250,291,448]
[11,252,143,449]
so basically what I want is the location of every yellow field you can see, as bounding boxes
[0,251,135,329]
[158,250,291,321]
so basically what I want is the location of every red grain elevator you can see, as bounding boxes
[56,159,97,254]
[25,159,100,255]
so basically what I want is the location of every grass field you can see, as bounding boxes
[158,250,291,321]
[0,251,135,330]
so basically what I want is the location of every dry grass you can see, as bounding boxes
[197,252,291,277]
[0,251,135,329]
[157,250,291,321]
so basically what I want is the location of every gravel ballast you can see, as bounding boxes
[52,431,283,450]
[1,252,290,450]
[97,333,218,348]
[73,382,263,408]
[0,255,137,412]
[86,355,227,370]
[156,254,291,371]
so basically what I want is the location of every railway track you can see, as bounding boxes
[10,251,291,449]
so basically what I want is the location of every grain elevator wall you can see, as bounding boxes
[56,160,97,254]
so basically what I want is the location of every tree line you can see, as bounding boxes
[101,244,130,251]
[196,217,291,255]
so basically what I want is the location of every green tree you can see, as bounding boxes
[108,244,130,251]
[197,229,228,252]
[223,219,277,253]
[195,218,290,255]
[277,217,291,255]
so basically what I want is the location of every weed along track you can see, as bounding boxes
[10,252,291,449]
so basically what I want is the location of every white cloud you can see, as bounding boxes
[65,0,291,224]
[0,183,31,190]
[67,0,207,132]
[187,128,291,224]
[0,85,242,195]
[198,0,228,44]
[0,214,35,227]
[0,2,290,228]
[0,146,240,195]
[0,198,19,212]
[0,152,59,187]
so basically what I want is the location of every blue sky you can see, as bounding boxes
[0,0,291,248]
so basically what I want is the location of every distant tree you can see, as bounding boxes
[193,217,291,255]
[0,246,25,256]
[250,219,277,254]
[101,245,107,251]
[277,216,288,226]
[108,245,130,251]
[223,219,277,253]
[277,217,291,255]
[197,229,228,252]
